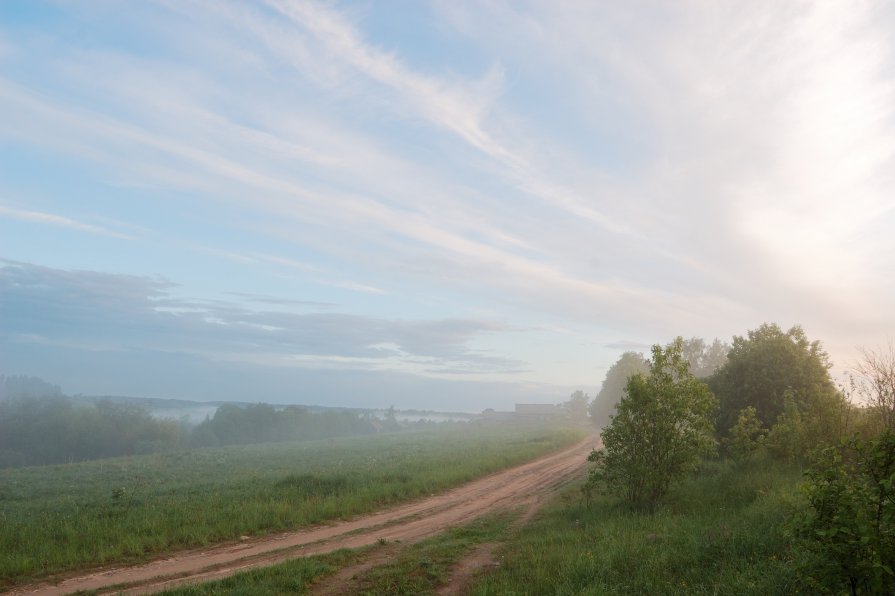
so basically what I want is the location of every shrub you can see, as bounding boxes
[587,338,717,512]
[793,430,895,595]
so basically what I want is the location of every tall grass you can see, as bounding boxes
[472,459,804,595]
[0,423,583,588]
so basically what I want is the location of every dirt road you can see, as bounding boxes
[11,433,597,595]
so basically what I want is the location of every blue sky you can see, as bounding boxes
[2,1,894,411]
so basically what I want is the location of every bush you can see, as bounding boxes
[793,430,895,595]
[587,338,717,512]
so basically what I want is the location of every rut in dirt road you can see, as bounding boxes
[10,433,598,596]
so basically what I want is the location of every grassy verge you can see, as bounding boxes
[0,423,584,588]
[347,513,513,595]
[161,513,515,596]
[159,548,367,596]
[470,459,804,595]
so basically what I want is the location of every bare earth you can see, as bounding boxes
[434,542,503,596]
[10,433,597,596]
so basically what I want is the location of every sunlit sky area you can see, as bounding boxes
[2,1,894,411]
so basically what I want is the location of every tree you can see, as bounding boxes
[709,323,840,434]
[587,338,718,512]
[563,390,590,421]
[588,351,649,428]
[676,337,730,379]
[848,342,895,432]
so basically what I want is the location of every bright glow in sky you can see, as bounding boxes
[2,1,894,411]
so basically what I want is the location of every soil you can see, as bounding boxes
[435,542,502,596]
[9,432,597,596]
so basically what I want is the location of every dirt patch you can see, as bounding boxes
[434,494,551,595]
[436,542,502,596]
[9,433,597,596]
[308,543,403,596]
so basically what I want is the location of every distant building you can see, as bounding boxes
[514,403,562,419]
[481,408,516,422]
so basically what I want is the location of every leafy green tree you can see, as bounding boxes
[710,323,840,434]
[587,338,718,512]
[588,351,649,428]
[794,430,895,595]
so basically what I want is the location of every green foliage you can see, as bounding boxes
[587,339,717,512]
[727,406,766,462]
[710,323,839,434]
[764,390,811,463]
[762,389,850,464]
[793,431,895,595]
[588,351,649,428]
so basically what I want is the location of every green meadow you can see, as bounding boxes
[175,459,805,595]
[0,423,584,588]
[471,460,804,595]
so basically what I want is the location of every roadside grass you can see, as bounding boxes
[160,513,515,596]
[471,459,804,595]
[159,548,365,596]
[0,423,584,588]
[349,513,513,595]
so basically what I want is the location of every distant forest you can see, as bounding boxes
[0,375,409,468]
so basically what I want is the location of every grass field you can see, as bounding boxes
[0,422,584,588]
[469,459,805,595]
[158,460,807,596]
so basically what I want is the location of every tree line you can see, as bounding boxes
[0,396,403,468]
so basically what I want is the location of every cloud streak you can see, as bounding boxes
[0,261,524,377]
[0,203,134,240]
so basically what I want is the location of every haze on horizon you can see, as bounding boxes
[1,1,894,412]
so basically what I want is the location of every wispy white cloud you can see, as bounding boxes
[0,64,708,334]
[0,203,135,240]
[318,279,387,296]
[256,0,633,236]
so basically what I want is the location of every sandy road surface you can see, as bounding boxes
[10,433,597,596]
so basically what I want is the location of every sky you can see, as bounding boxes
[1,1,894,412]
